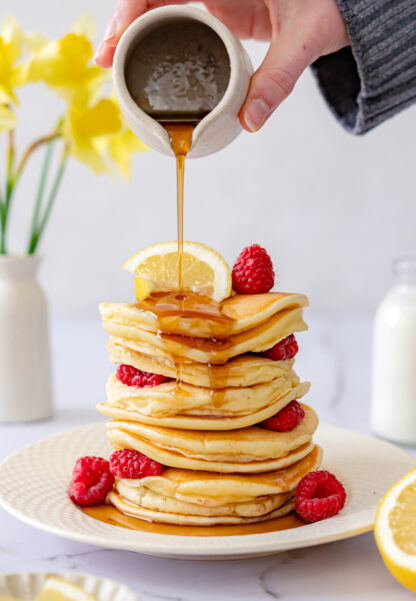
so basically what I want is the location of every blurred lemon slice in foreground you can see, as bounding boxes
[123,241,232,302]
[34,577,98,601]
[375,466,416,592]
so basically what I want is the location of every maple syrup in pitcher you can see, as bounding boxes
[87,19,303,536]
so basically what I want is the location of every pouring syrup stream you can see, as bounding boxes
[161,122,195,294]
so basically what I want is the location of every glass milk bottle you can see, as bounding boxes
[371,258,416,444]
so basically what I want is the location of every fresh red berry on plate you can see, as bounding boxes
[232,244,275,294]
[69,456,114,506]
[116,364,168,387]
[109,449,165,479]
[262,334,299,361]
[261,400,305,432]
[295,470,347,523]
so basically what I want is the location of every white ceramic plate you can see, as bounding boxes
[0,422,414,560]
[0,571,138,600]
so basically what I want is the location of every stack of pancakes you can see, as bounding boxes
[98,291,322,525]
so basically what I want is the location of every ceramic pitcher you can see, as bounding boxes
[113,5,253,158]
[0,256,53,422]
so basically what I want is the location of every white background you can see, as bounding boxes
[2,0,416,318]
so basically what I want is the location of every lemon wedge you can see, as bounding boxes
[34,577,98,601]
[123,241,232,302]
[375,466,416,592]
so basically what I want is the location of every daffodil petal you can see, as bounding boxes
[72,14,96,40]
[68,141,111,174]
[0,17,26,100]
[25,32,47,52]
[24,25,107,102]
[73,98,121,139]
[1,16,23,61]
[0,105,16,133]
[107,129,148,179]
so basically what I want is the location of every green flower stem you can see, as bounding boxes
[2,179,14,250]
[0,126,63,254]
[14,130,61,182]
[0,196,6,255]
[28,146,68,255]
[0,130,15,254]
[27,141,55,254]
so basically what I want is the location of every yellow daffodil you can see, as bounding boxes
[0,14,151,256]
[63,97,122,173]
[27,15,108,103]
[106,127,148,179]
[71,13,96,40]
[0,104,16,132]
[99,96,148,178]
[0,16,26,106]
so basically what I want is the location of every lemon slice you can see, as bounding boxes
[34,577,98,601]
[375,466,416,592]
[123,241,232,302]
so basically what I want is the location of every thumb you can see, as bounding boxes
[94,0,191,67]
[240,32,316,132]
[94,0,147,66]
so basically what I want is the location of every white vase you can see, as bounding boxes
[0,255,53,422]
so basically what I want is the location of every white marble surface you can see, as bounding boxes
[0,315,415,600]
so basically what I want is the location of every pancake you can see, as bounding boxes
[100,291,309,339]
[104,370,300,417]
[102,306,307,364]
[115,478,293,517]
[107,490,296,525]
[128,445,322,505]
[106,404,318,472]
[107,432,314,473]
[97,380,310,431]
[107,444,322,524]
[107,338,295,388]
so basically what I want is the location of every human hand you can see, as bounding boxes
[94,0,349,132]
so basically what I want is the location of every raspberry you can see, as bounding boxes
[262,334,299,361]
[232,244,275,294]
[116,364,168,387]
[261,400,305,431]
[69,456,114,506]
[109,449,165,479]
[295,470,347,523]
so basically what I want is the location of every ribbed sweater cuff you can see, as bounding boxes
[311,0,416,135]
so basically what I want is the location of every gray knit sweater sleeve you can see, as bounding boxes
[311,0,416,134]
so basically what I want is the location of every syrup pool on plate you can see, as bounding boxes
[82,504,304,537]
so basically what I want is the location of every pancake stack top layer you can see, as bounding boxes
[98,289,322,525]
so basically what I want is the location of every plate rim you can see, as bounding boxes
[0,422,414,558]
[0,571,139,600]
